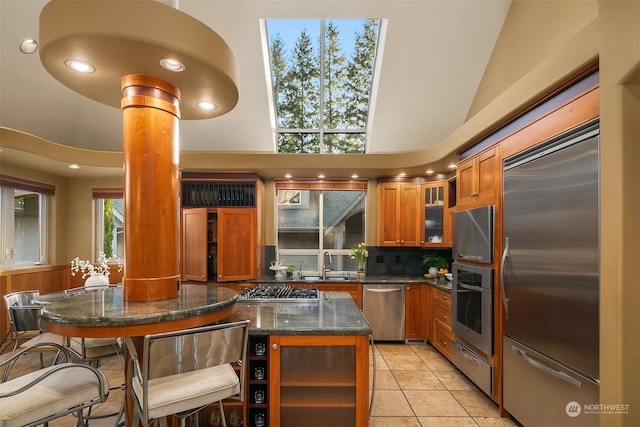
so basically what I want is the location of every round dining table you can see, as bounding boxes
[39,283,239,426]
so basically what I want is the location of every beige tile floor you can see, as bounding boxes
[2,341,517,426]
[369,342,517,427]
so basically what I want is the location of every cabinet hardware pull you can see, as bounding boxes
[272,343,278,350]
[470,192,479,196]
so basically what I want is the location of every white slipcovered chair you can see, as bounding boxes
[126,319,250,427]
[0,341,110,427]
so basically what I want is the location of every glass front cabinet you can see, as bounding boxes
[421,181,450,247]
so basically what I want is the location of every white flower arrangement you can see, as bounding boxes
[71,251,123,279]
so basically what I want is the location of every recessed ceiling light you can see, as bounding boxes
[318,174,325,179]
[160,58,185,72]
[448,164,457,169]
[68,164,80,169]
[426,169,434,174]
[19,39,38,54]
[197,101,216,110]
[398,172,406,177]
[65,59,95,73]
[351,174,359,179]
[284,174,292,179]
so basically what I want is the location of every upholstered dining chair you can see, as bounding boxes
[0,341,110,427]
[2,290,66,381]
[126,319,250,427]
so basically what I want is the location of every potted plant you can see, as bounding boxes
[422,252,448,277]
[71,251,122,287]
[286,265,295,277]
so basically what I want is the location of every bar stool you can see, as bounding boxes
[126,320,250,427]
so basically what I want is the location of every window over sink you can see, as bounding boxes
[276,180,366,275]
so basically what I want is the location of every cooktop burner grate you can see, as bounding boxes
[239,286,319,303]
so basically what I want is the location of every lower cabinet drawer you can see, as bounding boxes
[433,302,451,327]
[433,320,453,359]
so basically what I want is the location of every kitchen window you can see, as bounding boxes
[0,175,52,268]
[93,188,124,260]
[276,180,366,274]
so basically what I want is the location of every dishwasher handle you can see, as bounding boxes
[365,288,403,293]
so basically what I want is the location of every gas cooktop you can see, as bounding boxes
[239,286,319,303]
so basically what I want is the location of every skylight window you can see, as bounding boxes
[265,19,381,154]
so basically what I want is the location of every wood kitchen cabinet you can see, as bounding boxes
[405,284,426,340]
[456,146,499,209]
[378,182,421,246]
[430,287,453,360]
[268,335,369,427]
[420,181,450,248]
[182,207,256,282]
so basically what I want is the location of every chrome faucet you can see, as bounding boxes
[298,261,306,279]
[323,251,332,280]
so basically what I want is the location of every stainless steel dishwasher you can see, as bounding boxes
[362,284,405,341]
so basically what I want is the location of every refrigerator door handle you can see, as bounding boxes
[512,345,582,388]
[500,237,509,319]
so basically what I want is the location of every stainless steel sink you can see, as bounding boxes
[301,276,349,282]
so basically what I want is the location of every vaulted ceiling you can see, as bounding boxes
[0,0,511,178]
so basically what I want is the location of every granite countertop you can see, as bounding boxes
[251,274,452,291]
[39,284,238,333]
[226,292,371,336]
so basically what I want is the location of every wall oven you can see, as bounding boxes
[452,263,493,356]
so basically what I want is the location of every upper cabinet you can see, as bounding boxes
[456,146,500,210]
[420,181,450,247]
[180,173,265,282]
[378,182,421,247]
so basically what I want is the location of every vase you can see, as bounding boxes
[428,267,438,277]
[84,273,109,288]
[357,260,366,278]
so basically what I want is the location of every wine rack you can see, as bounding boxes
[247,336,269,427]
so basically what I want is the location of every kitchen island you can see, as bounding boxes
[225,291,371,427]
[41,285,370,427]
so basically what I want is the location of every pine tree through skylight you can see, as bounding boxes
[265,19,381,154]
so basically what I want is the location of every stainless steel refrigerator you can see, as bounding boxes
[501,120,600,427]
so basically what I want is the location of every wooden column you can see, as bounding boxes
[121,75,181,301]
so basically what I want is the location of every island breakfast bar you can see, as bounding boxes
[39,284,239,427]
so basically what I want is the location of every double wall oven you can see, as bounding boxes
[452,263,493,356]
[450,205,495,397]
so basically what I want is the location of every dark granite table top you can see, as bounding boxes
[39,284,239,337]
